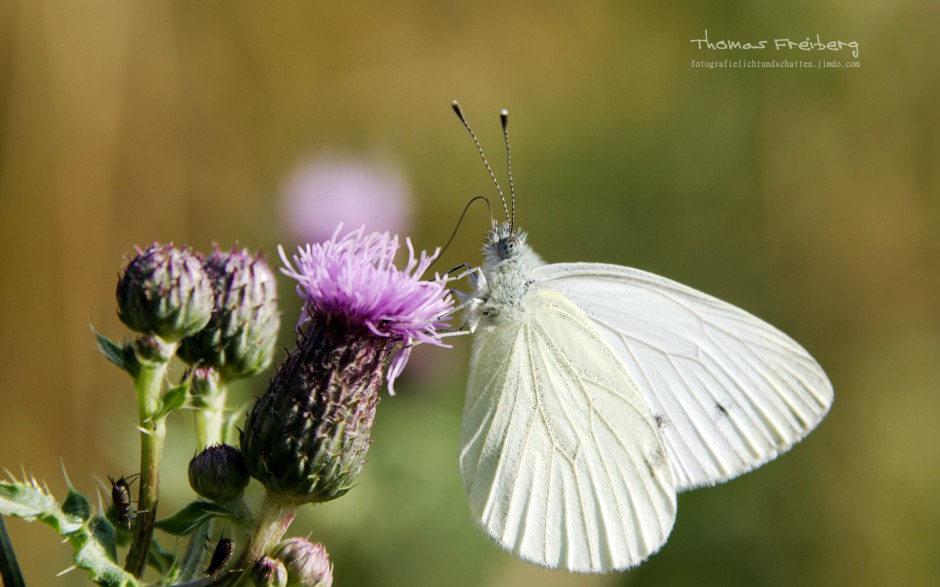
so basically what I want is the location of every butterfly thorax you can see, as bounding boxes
[470,223,545,328]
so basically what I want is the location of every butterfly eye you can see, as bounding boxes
[497,236,519,260]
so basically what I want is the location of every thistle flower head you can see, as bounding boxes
[116,243,213,342]
[279,225,453,392]
[240,226,454,503]
[178,245,280,381]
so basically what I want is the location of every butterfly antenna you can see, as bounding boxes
[500,108,515,233]
[451,100,511,223]
[428,195,492,272]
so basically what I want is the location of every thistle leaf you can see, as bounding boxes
[154,501,235,536]
[62,483,92,522]
[0,477,139,587]
[0,478,82,534]
[92,328,140,379]
[153,382,189,421]
[90,515,119,563]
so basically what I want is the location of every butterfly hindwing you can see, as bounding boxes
[535,263,834,491]
[460,289,677,572]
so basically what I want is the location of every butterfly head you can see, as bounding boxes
[496,234,520,260]
[481,222,543,276]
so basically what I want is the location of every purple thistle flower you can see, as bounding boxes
[239,226,453,504]
[279,225,454,393]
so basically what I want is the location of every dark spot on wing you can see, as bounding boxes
[715,403,729,418]
[654,414,668,429]
[644,446,668,479]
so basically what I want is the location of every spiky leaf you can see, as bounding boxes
[90,515,118,563]
[62,482,92,522]
[0,477,139,587]
[0,478,81,534]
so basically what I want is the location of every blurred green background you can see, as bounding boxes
[1,1,938,586]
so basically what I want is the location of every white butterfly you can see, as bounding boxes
[449,103,833,573]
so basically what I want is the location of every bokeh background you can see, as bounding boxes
[1,1,938,586]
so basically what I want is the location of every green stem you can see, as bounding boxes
[228,492,296,584]
[194,382,229,449]
[124,358,171,578]
[180,381,230,580]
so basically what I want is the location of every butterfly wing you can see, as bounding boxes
[460,289,676,573]
[535,263,834,492]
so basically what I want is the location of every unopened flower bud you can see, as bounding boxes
[117,243,213,342]
[188,444,250,503]
[133,335,175,365]
[189,365,221,410]
[178,246,280,381]
[273,538,332,587]
[250,556,288,587]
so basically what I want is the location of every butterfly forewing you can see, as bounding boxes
[535,263,834,491]
[460,289,677,572]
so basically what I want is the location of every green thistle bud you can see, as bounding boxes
[133,334,175,365]
[240,318,392,503]
[272,538,332,587]
[188,444,250,503]
[178,246,280,381]
[250,556,288,587]
[189,365,222,410]
[117,243,213,342]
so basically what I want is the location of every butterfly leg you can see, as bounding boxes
[444,290,484,334]
[446,263,483,291]
[444,263,489,332]
[436,328,473,339]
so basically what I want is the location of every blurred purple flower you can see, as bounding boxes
[279,155,412,244]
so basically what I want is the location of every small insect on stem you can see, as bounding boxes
[205,536,234,576]
[108,474,139,527]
